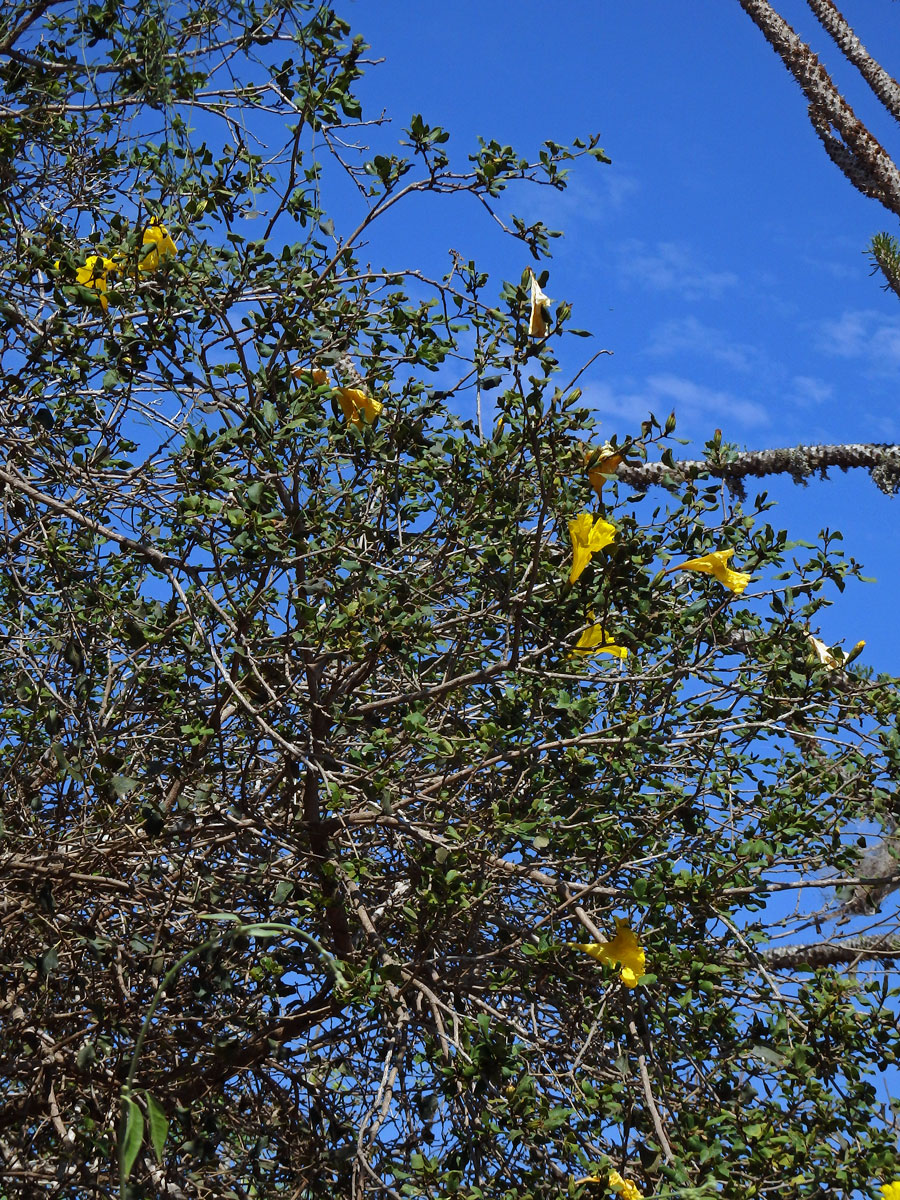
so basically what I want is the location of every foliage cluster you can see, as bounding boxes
[1,2,899,1197]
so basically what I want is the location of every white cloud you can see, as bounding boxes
[790,375,833,408]
[582,372,769,433]
[816,308,900,370]
[514,166,640,235]
[645,315,756,371]
[617,239,738,300]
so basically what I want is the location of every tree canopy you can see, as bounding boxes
[1,2,900,1198]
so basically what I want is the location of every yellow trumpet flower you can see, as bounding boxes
[337,386,383,426]
[608,1171,644,1200]
[55,254,117,311]
[568,512,615,583]
[139,221,178,272]
[670,547,751,595]
[571,918,646,988]
[571,621,628,659]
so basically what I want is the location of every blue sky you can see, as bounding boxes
[332,0,900,670]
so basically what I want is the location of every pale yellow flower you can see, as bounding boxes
[139,221,178,272]
[528,270,551,338]
[571,621,628,659]
[671,547,751,595]
[571,918,646,987]
[568,512,616,584]
[806,633,839,670]
[879,1182,900,1200]
[584,445,623,497]
[806,633,865,669]
[608,1171,644,1200]
[337,386,383,426]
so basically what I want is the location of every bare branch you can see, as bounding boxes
[618,441,900,495]
[762,934,900,970]
[806,0,900,122]
[737,0,900,216]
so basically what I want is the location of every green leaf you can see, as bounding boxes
[120,1096,144,1182]
[39,946,59,975]
[145,1093,169,1162]
[111,774,139,797]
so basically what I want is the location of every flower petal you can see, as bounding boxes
[571,623,628,659]
[528,270,551,338]
[571,919,645,988]
[584,446,623,497]
[674,548,751,595]
[567,513,616,583]
[608,1170,644,1200]
[806,633,838,670]
[140,221,178,272]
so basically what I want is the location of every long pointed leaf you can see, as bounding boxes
[145,1092,169,1162]
[120,1096,144,1182]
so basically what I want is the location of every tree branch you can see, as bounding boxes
[618,441,900,495]
[805,0,900,123]
[737,0,900,217]
[761,934,900,970]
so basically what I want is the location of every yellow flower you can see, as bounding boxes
[571,918,646,987]
[139,220,178,272]
[56,254,117,311]
[879,1182,900,1200]
[292,365,331,387]
[527,269,551,338]
[337,386,383,426]
[573,916,643,984]
[608,1171,644,1200]
[568,512,616,583]
[584,445,624,497]
[571,621,628,659]
[671,547,751,595]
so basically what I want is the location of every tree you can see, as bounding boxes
[1,3,899,1198]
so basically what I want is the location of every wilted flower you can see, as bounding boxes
[879,1183,900,1200]
[528,270,551,338]
[568,512,616,583]
[292,365,330,387]
[806,633,838,670]
[671,547,751,595]
[571,621,628,659]
[585,445,624,497]
[139,221,178,272]
[571,918,646,987]
[337,386,383,426]
[608,1171,644,1200]
[806,632,865,670]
